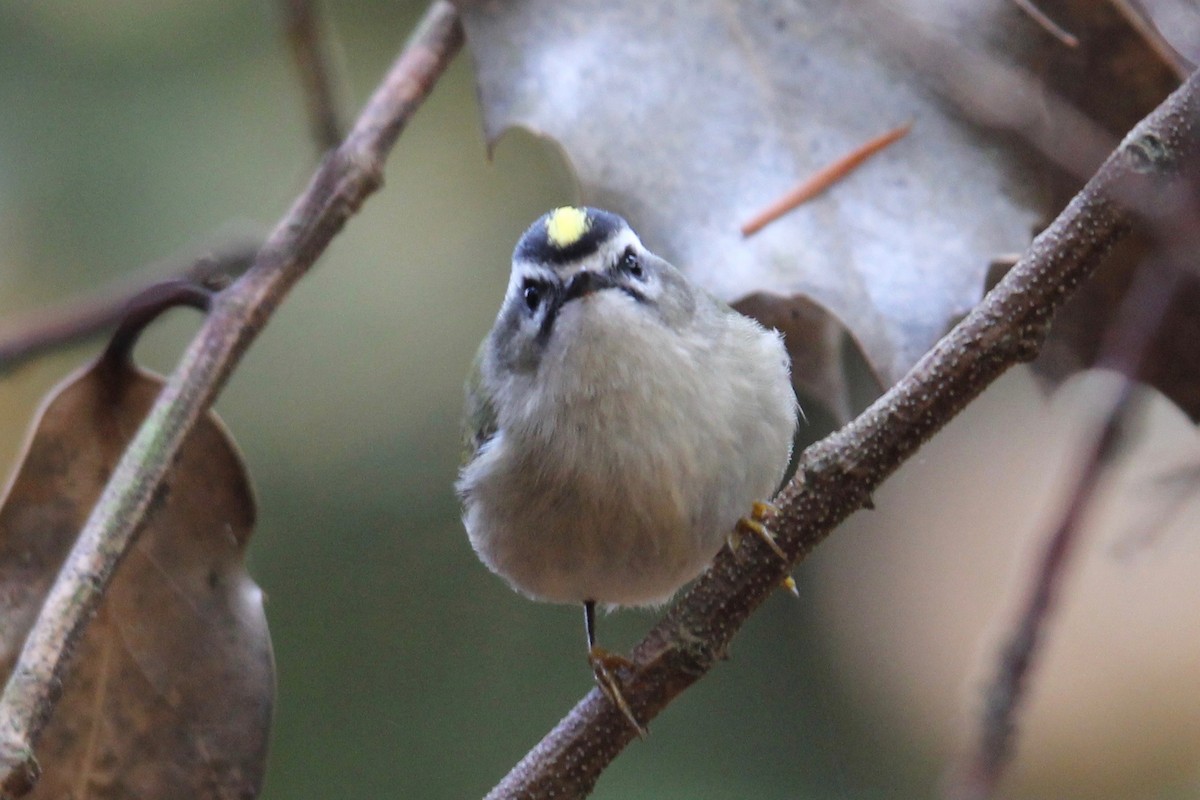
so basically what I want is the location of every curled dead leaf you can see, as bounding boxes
[458,0,1200,423]
[732,292,856,423]
[456,0,1048,416]
[0,355,272,799]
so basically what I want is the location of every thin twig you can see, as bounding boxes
[486,66,1200,800]
[947,141,1200,800]
[741,122,912,237]
[951,387,1131,800]
[101,280,215,368]
[1010,0,1079,48]
[279,0,345,151]
[947,272,1178,800]
[0,240,258,376]
[1106,0,1193,81]
[0,4,462,795]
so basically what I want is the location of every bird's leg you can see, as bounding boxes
[584,600,646,737]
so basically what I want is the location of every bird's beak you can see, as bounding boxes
[562,269,617,303]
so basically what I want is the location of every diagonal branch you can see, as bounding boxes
[485,65,1200,800]
[0,3,463,796]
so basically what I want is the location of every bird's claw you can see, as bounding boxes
[588,646,646,738]
[751,500,780,520]
[731,503,788,562]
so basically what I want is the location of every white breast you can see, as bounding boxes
[458,291,796,607]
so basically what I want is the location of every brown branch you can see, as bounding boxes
[949,386,1129,800]
[947,125,1200,800]
[1106,0,1193,81]
[485,65,1200,800]
[0,3,463,796]
[945,271,1175,800]
[944,285,1154,798]
[101,280,215,368]
[279,0,345,151]
[0,239,258,376]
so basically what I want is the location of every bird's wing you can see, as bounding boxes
[461,339,499,465]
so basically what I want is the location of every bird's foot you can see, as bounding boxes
[730,501,788,562]
[588,646,647,738]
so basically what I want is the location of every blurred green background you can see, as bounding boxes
[2,3,1198,799]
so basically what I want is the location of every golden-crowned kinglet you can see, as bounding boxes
[457,207,798,725]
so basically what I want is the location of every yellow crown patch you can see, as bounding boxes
[545,207,590,249]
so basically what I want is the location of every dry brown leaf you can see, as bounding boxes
[1130,0,1200,70]
[732,293,853,422]
[456,0,1053,419]
[0,354,272,799]
[457,0,1200,422]
[976,0,1195,420]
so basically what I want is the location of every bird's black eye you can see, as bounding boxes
[522,279,544,312]
[620,247,644,280]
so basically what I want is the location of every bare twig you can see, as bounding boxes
[947,133,1200,800]
[740,122,912,237]
[101,280,215,368]
[0,4,463,795]
[1106,0,1193,81]
[944,319,1142,799]
[950,268,1185,800]
[486,66,1200,800]
[0,240,258,376]
[1010,0,1079,48]
[279,0,345,151]
[882,4,1115,182]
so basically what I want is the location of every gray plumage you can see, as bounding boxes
[457,208,798,608]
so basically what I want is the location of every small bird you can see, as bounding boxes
[457,207,798,727]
